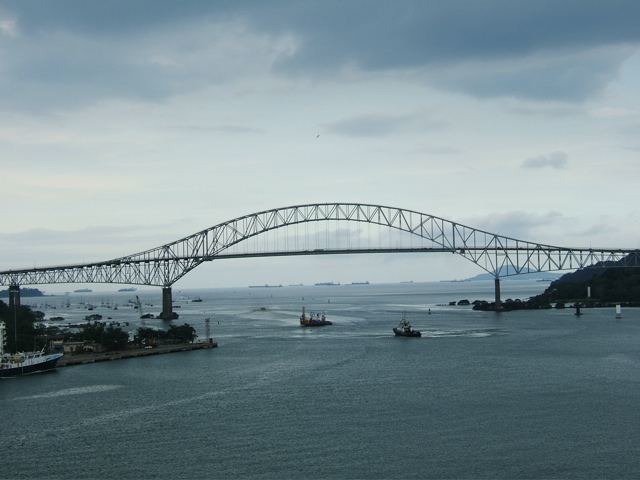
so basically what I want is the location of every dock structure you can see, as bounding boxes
[58,342,217,367]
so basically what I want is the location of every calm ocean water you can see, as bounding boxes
[2,281,640,479]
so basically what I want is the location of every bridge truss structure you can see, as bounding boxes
[1,203,638,311]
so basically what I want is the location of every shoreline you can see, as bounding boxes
[57,342,217,367]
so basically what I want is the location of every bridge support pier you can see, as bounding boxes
[159,286,179,320]
[494,278,502,311]
[8,285,20,307]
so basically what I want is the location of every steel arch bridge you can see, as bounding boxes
[1,203,638,316]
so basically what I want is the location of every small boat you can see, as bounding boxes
[1,349,64,378]
[393,312,421,337]
[300,306,332,326]
[191,297,203,302]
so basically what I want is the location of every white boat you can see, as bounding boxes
[1,350,64,378]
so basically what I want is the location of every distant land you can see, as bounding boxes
[463,269,564,282]
[0,287,45,298]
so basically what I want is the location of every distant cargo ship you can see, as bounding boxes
[314,282,340,286]
[73,288,92,293]
[118,287,137,292]
[248,284,283,288]
[351,281,370,285]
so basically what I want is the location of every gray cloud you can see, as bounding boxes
[508,103,583,118]
[326,112,425,137]
[463,210,565,241]
[426,45,634,102]
[1,1,639,113]
[522,151,569,169]
[160,125,264,135]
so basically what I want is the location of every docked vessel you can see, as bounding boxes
[393,312,421,337]
[1,350,64,378]
[300,306,332,326]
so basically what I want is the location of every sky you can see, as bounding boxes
[1,0,639,291]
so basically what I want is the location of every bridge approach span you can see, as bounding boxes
[1,203,638,315]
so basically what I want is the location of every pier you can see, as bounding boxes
[57,342,217,367]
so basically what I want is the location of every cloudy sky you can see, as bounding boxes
[1,1,639,291]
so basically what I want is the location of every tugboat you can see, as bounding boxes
[299,306,332,326]
[1,349,64,378]
[393,312,421,337]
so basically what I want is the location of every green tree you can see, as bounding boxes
[0,300,43,352]
[167,323,197,343]
[102,327,129,351]
[69,321,104,344]
[67,321,129,351]
[134,327,166,346]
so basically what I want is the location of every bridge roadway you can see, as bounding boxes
[1,203,639,315]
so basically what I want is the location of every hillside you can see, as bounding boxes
[538,267,640,304]
[465,268,563,281]
[0,287,45,298]
[473,253,640,310]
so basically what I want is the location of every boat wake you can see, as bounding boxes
[426,328,507,338]
[16,384,124,400]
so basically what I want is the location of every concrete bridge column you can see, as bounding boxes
[159,286,178,320]
[8,285,20,307]
[494,277,502,311]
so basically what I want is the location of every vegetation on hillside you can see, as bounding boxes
[538,267,640,304]
[0,287,45,298]
[473,258,640,311]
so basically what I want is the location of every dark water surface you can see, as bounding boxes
[2,282,640,479]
